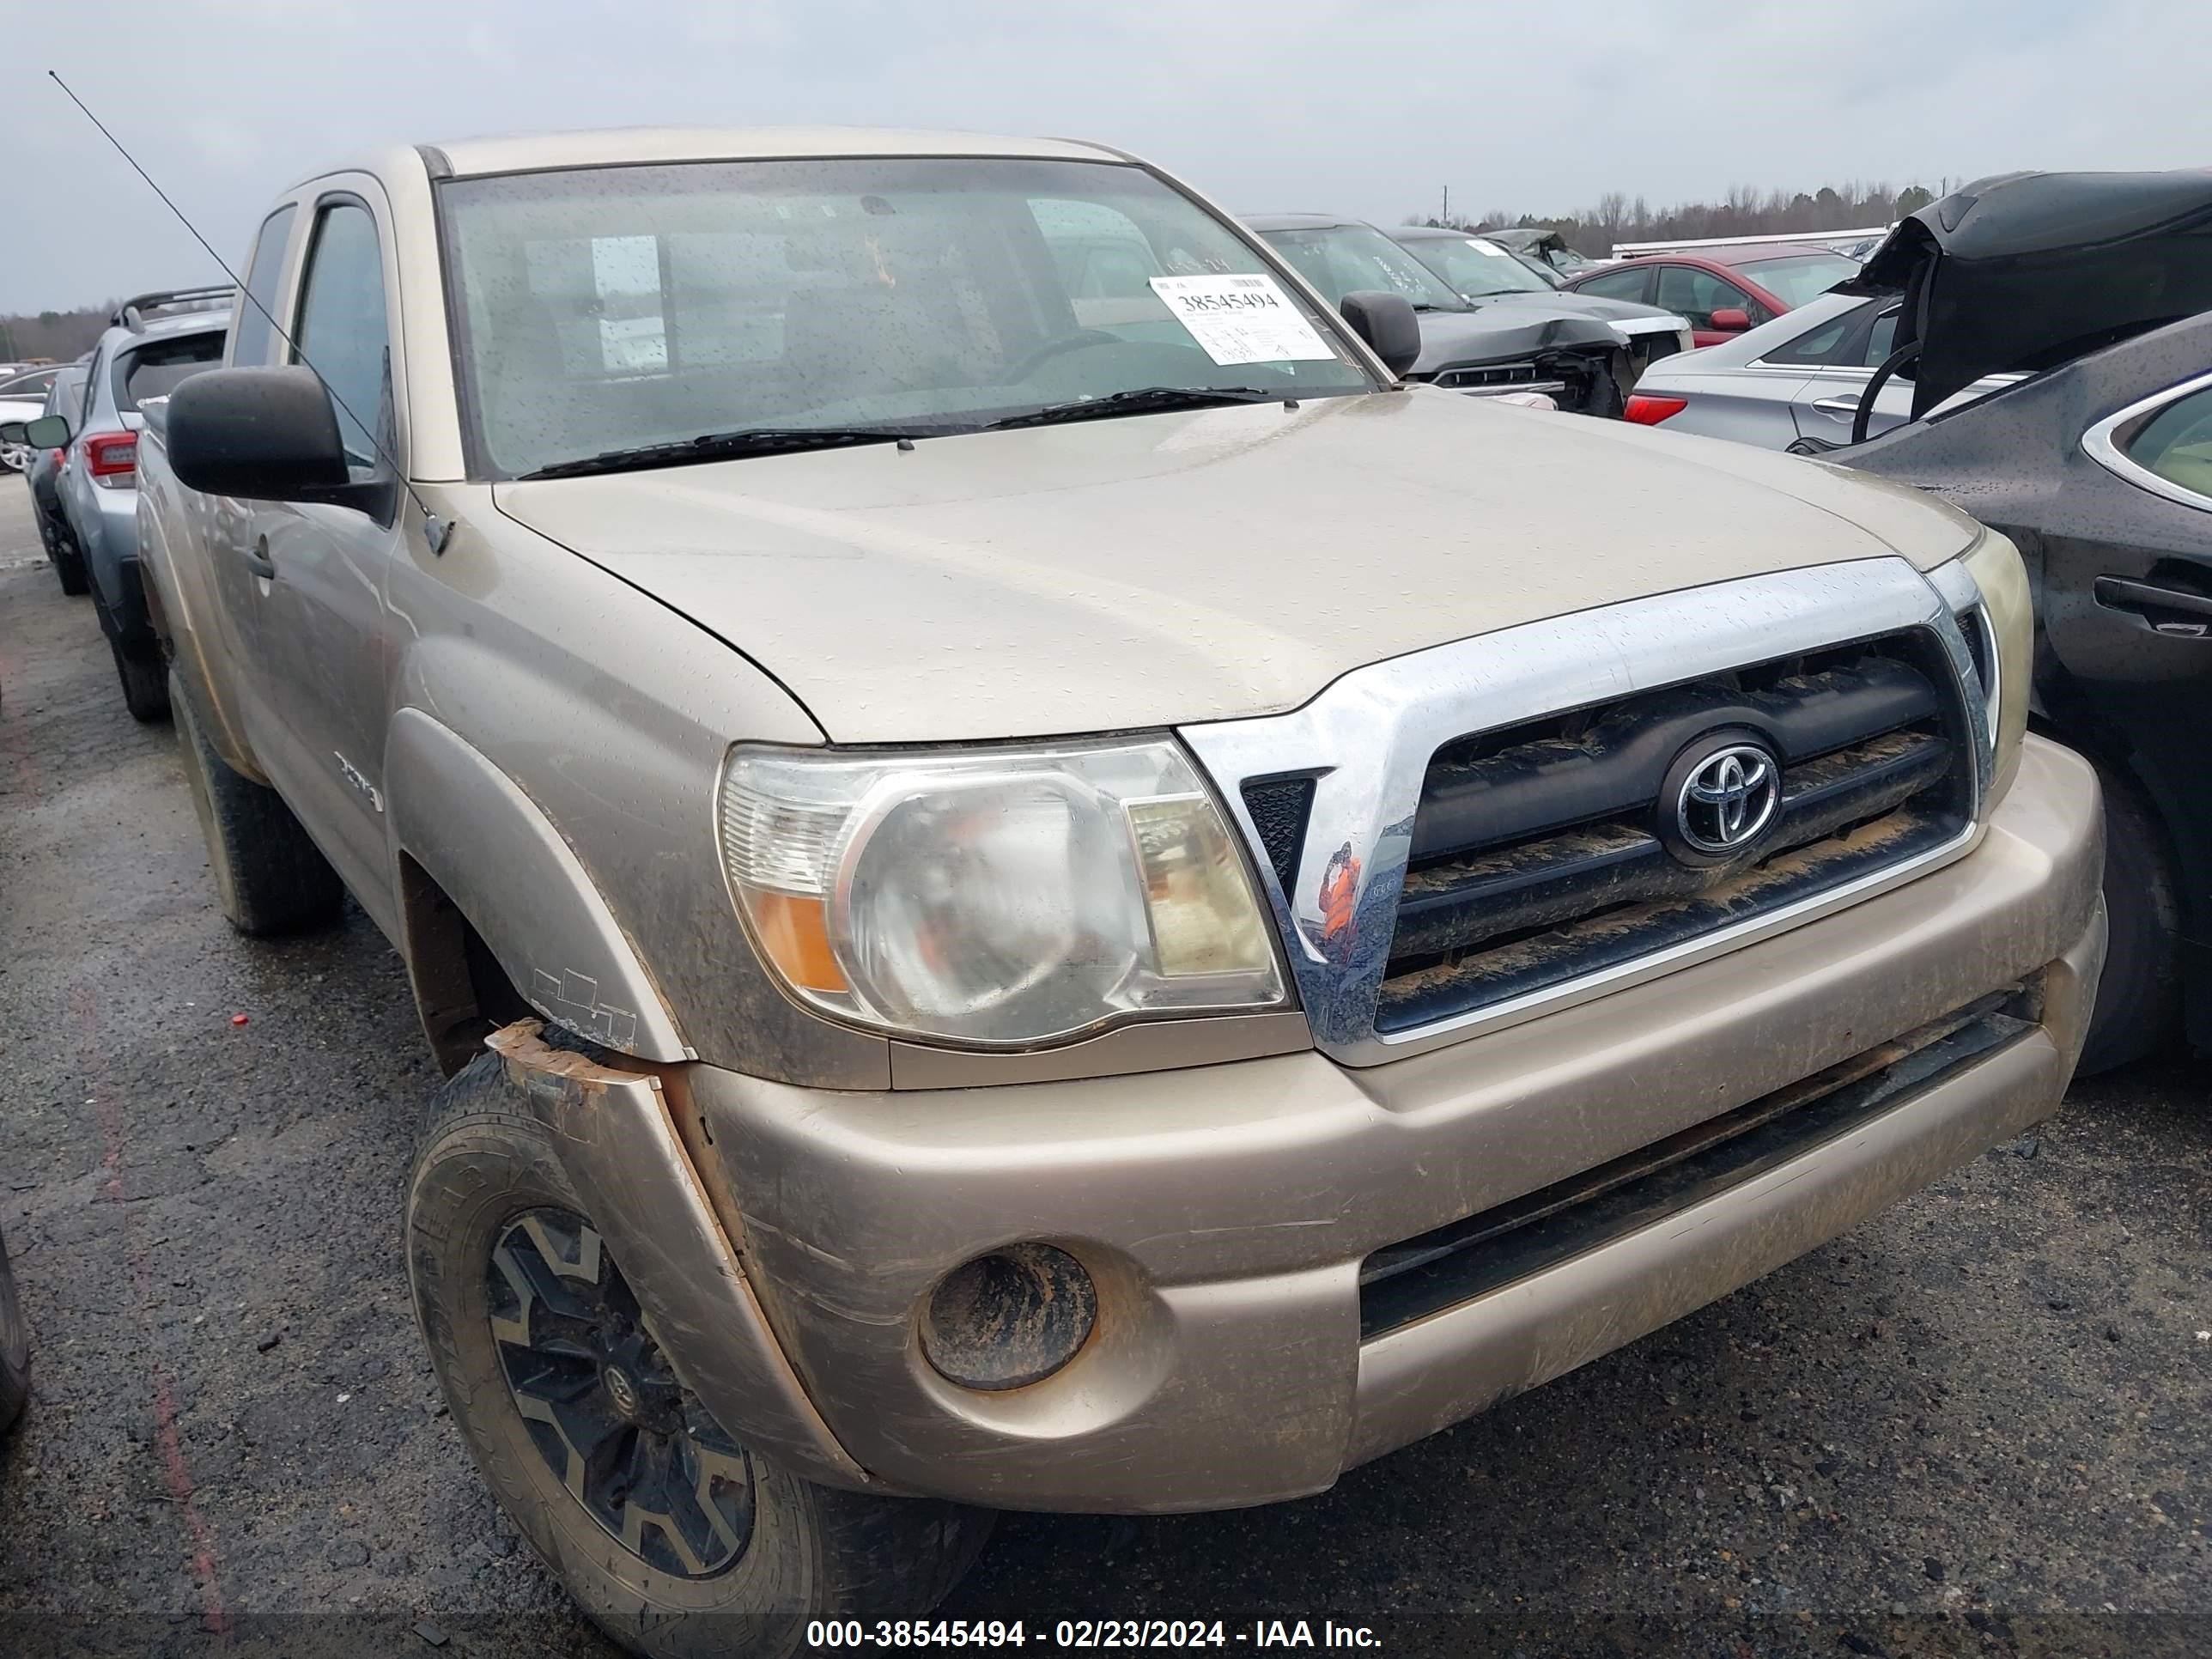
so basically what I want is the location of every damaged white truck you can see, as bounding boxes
[135,127,2104,1657]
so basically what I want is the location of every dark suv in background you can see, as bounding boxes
[1250,214,1636,415]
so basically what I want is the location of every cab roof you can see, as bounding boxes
[1244,213,1368,232]
[411,125,1128,182]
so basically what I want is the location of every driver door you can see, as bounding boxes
[241,185,406,935]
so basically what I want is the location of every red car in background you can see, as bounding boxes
[1564,246,1862,347]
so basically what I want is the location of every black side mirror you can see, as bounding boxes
[167,365,391,517]
[1339,289,1423,377]
[0,416,64,447]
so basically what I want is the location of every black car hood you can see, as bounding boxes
[1844,308,2212,487]
[1411,307,1624,374]
[1840,169,2212,418]
[1470,291,1680,327]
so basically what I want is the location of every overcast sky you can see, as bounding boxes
[2,0,2205,313]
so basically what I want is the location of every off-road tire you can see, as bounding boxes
[0,1230,30,1432]
[49,532,89,597]
[407,1054,994,1659]
[172,672,344,936]
[2077,758,2183,1076]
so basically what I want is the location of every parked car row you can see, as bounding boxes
[0,365,62,472]
[0,137,2195,1657]
[10,287,233,720]
[1249,214,1652,414]
[1628,169,2212,1074]
[1566,241,1866,346]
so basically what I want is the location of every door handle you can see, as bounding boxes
[244,535,275,580]
[1811,396,1863,418]
[2094,574,2212,637]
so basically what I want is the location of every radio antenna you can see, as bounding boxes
[46,70,453,553]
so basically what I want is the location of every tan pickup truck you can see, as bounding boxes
[133,126,2103,1657]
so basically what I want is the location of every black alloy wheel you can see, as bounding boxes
[487,1208,756,1580]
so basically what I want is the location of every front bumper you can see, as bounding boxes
[540,738,2102,1514]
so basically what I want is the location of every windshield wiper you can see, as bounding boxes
[982,386,1287,431]
[519,424,959,481]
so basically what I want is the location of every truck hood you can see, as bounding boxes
[495,388,1981,744]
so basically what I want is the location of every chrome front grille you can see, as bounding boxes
[1179,560,1996,1066]
[1373,636,1972,1034]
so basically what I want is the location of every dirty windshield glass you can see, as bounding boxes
[1408,237,1554,297]
[1257,223,1464,312]
[437,156,1376,478]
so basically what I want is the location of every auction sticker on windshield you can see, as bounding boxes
[1148,274,1335,365]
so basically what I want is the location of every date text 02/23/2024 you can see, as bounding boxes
[804,1620,1385,1650]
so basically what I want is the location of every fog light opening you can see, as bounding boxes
[920,1243,1098,1392]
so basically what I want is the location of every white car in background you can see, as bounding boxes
[0,367,61,471]
[1624,291,2016,447]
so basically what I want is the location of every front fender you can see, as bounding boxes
[385,708,689,1062]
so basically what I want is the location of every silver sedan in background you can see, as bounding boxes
[1625,291,2015,447]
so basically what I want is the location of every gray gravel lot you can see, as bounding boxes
[0,479,2206,1658]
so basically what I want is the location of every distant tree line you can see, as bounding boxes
[1412,180,1953,258]
[0,305,114,365]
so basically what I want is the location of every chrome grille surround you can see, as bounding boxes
[1179,556,1996,1066]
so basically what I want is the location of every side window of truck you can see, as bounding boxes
[293,199,392,468]
[231,204,298,369]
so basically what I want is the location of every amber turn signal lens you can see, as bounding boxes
[745,889,848,993]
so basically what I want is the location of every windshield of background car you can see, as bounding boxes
[1257,224,1463,312]
[118,332,225,411]
[1513,253,1565,288]
[1738,252,1862,307]
[436,155,1377,479]
[1413,236,1555,296]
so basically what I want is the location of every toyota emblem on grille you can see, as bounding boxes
[1676,743,1779,854]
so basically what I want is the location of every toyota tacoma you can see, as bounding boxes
[133,126,2104,1658]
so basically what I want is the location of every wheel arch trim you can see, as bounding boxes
[385,708,690,1063]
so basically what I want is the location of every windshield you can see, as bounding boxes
[1739,252,1862,308]
[437,156,1376,478]
[1255,223,1464,313]
[1401,236,1555,297]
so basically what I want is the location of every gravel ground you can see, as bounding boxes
[0,481,2205,1659]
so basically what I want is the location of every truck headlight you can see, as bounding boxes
[717,738,1285,1047]
[1956,533,2033,805]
